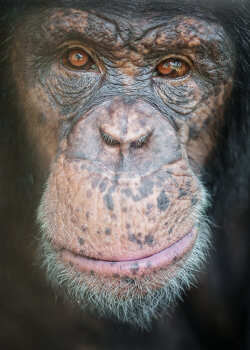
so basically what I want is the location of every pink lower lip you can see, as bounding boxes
[61,228,197,278]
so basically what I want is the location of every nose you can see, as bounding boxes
[100,120,153,150]
[67,98,181,175]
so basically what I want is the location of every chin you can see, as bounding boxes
[38,207,210,329]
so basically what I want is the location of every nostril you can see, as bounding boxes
[100,129,120,147]
[130,132,152,150]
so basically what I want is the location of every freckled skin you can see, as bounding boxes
[11,6,234,285]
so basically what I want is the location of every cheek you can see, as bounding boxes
[19,86,59,172]
[13,50,59,165]
[184,82,233,169]
[24,116,58,173]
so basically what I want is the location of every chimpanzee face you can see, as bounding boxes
[11,3,235,327]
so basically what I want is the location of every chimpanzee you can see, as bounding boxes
[0,0,249,349]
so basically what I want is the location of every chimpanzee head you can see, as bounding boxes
[10,0,235,328]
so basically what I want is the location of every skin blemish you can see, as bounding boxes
[123,188,132,198]
[126,223,131,230]
[86,212,90,219]
[128,233,137,242]
[169,228,173,235]
[123,182,152,202]
[103,193,114,211]
[77,237,85,245]
[92,177,99,189]
[128,232,143,246]
[122,277,135,284]
[79,249,84,255]
[144,234,154,245]
[178,189,187,198]
[122,207,127,213]
[105,228,111,235]
[81,226,87,232]
[99,181,107,192]
[131,263,139,275]
[173,256,179,263]
[138,179,153,199]
[96,230,100,235]
[157,190,170,211]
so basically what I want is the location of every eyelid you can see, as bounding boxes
[155,54,194,69]
[58,41,93,55]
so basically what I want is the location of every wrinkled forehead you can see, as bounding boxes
[20,3,230,55]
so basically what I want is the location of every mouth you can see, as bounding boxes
[61,227,198,278]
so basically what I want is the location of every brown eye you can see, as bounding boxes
[62,48,94,70]
[157,58,190,78]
